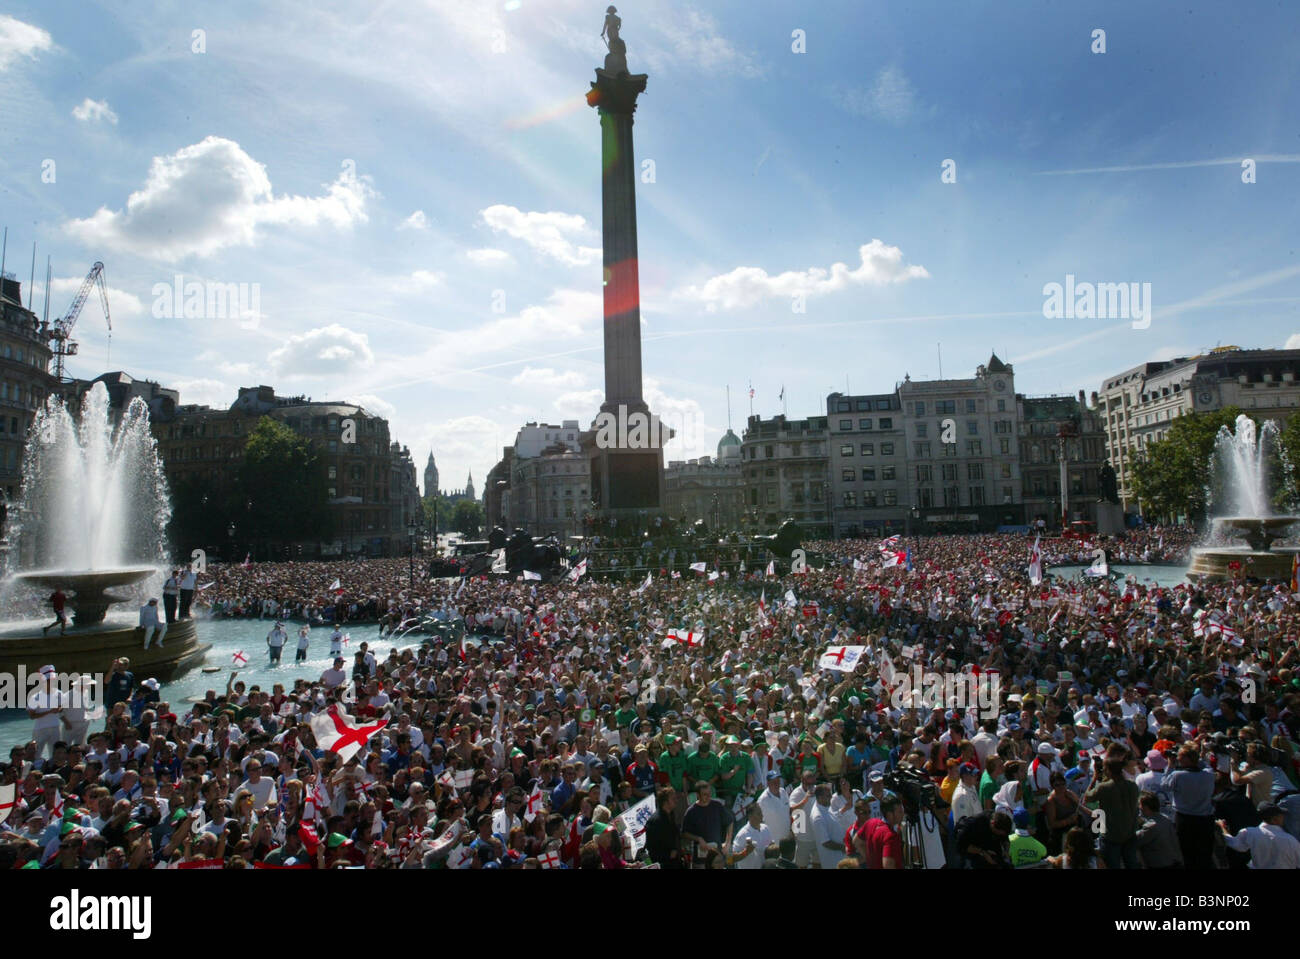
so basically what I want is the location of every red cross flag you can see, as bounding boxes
[802,602,820,618]
[538,848,562,869]
[309,706,388,763]
[232,650,248,666]
[524,784,546,822]
[0,784,15,824]
[818,645,865,671]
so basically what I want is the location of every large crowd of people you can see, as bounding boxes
[5,524,1300,870]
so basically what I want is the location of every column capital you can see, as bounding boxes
[587,68,648,115]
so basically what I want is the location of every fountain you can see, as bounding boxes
[1187,415,1300,580]
[0,383,209,678]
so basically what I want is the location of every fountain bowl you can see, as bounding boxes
[1188,516,1300,580]
[10,566,157,625]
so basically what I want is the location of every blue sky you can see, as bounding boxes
[2,0,1298,493]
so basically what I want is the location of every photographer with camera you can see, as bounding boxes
[955,809,1013,868]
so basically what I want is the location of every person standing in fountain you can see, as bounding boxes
[295,623,311,663]
[42,588,69,637]
[162,569,180,624]
[139,598,166,650]
[266,621,288,664]
[179,564,197,620]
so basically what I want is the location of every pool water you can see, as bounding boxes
[0,617,433,753]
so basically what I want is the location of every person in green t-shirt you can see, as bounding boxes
[978,756,1004,811]
[659,736,689,792]
[613,694,638,731]
[1008,807,1047,867]
[686,738,721,792]
[717,736,749,798]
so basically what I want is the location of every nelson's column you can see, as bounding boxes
[582,6,667,516]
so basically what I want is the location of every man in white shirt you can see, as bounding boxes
[238,761,278,811]
[26,665,65,761]
[809,784,844,870]
[329,628,344,658]
[730,804,773,869]
[178,566,197,619]
[139,599,165,650]
[971,720,999,768]
[951,763,983,826]
[757,771,792,848]
[266,622,288,664]
[1219,803,1300,869]
[788,769,818,868]
[320,657,348,689]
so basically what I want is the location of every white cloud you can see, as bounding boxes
[480,204,599,267]
[393,269,444,293]
[467,248,511,266]
[553,389,603,419]
[834,66,919,124]
[65,136,373,261]
[1286,334,1300,350]
[72,98,117,124]
[651,10,764,79]
[399,210,429,231]
[679,239,930,311]
[170,377,232,409]
[267,324,375,378]
[646,379,715,459]
[0,15,51,70]
[353,393,396,422]
[512,366,586,390]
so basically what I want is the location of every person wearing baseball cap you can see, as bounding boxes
[1218,802,1300,869]
[1008,807,1047,867]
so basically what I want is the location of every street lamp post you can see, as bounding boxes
[228,523,235,562]
[407,522,417,588]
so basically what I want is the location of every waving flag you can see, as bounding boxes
[707,571,719,583]
[664,629,704,647]
[819,645,865,671]
[568,559,588,583]
[1028,536,1043,586]
[689,562,707,574]
[615,794,657,857]
[633,572,652,595]
[784,589,798,608]
[455,577,466,598]
[522,570,542,581]
[242,553,252,568]
[881,550,907,569]
[879,535,901,551]
[310,707,388,763]
[802,601,820,618]
[1083,553,1109,578]
[765,560,775,578]
[329,579,343,594]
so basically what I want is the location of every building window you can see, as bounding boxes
[855,399,869,411]
[969,486,985,505]
[997,399,1006,412]
[861,468,876,481]
[966,399,977,413]
[967,420,979,435]
[860,443,873,456]
[837,401,850,413]
[968,463,983,481]
[942,444,956,457]
[876,400,891,411]
[918,487,934,508]
[916,465,932,483]
[843,492,857,508]
[766,488,776,505]
[765,445,774,458]
[881,466,896,481]
[943,486,960,507]
[840,444,854,456]
[883,490,897,506]
[1000,463,1012,479]
[839,419,852,430]
[1000,438,1011,455]
[881,443,894,456]
[942,464,957,482]
[915,401,926,416]
[863,490,877,507]
[842,469,855,482]
[879,417,893,429]
[860,419,872,430]
[936,400,956,415]
[966,440,982,456]
[915,423,927,438]
[914,442,930,459]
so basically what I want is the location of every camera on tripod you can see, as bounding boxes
[883,765,939,818]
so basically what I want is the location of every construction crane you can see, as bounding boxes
[45,261,111,382]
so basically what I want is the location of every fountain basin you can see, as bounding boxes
[11,567,156,625]
[1211,516,1300,553]
[0,618,210,682]
[1188,547,1299,581]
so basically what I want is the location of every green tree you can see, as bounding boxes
[451,498,484,537]
[1131,407,1249,523]
[235,416,332,553]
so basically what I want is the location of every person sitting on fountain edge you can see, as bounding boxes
[139,598,165,650]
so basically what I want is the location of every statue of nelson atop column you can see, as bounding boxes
[601,5,629,76]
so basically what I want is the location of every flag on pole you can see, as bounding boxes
[904,549,913,572]
[1292,553,1298,593]
[329,579,343,594]
[879,535,901,551]
[568,559,588,583]
[455,577,466,598]
[242,553,252,568]
[765,560,775,578]
[689,561,707,574]
[664,630,704,647]
[523,570,542,581]
[523,784,546,822]
[309,707,388,763]
[614,794,657,857]
[784,589,797,608]
[1028,535,1043,586]
[633,572,652,594]
[707,570,719,583]
[881,550,906,568]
